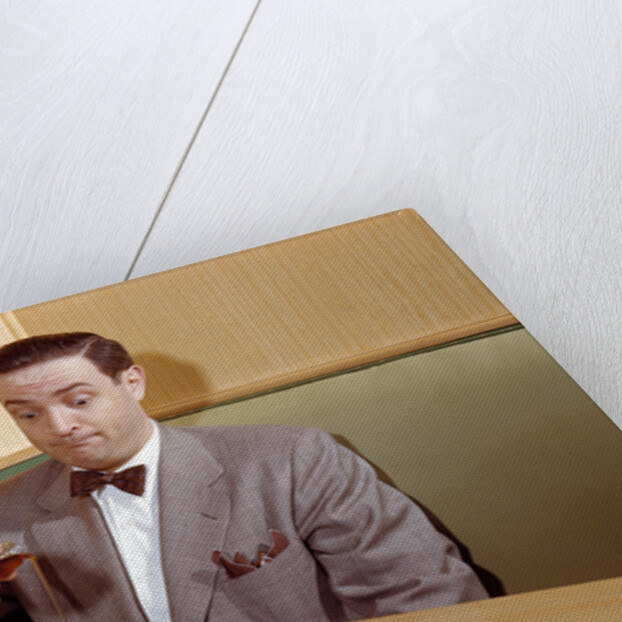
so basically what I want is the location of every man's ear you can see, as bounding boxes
[122,365,146,401]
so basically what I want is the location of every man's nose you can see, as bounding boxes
[46,407,79,436]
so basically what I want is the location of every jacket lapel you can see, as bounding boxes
[158,426,231,622]
[24,463,148,621]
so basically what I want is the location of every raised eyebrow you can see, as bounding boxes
[3,383,93,407]
[3,398,31,407]
[53,383,93,396]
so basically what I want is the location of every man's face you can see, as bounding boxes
[0,355,153,471]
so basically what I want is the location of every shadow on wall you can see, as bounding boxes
[134,351,212,414]
[333,434,506,598]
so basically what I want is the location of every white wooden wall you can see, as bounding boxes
[1,1,621,426]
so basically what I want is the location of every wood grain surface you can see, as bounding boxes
[1,3,620,614]
[0,0,257,311]
[367,577,622,622]
[127,0,622,428]
[0,319,34,468]
[130,0,431,276]
[0,210,516,466]
[0,3,620,430]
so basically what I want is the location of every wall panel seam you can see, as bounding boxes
[125,0,266,281]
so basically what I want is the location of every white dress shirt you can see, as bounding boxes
[74,421,171,622]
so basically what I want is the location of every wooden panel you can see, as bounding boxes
[0,319,35,469]
[0,0,257,312]
[368,577,622,621]
[0,210,516,466]
[130,0,622,429]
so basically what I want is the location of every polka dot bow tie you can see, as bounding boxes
[70,464,146,497]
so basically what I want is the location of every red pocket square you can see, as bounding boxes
[213,529,290,578]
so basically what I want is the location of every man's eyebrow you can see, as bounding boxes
[52,382,93,396]
[3,398,30,407]
[3,383,93,406]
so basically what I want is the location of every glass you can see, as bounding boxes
[0,540,31,581]
[0,540,67,621]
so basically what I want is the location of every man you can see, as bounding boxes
[0,332,487,621]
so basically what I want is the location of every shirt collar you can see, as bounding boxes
[71,420,161,500]
[116,419,160,473]
[112,419,160,502]
[72,419,159,471]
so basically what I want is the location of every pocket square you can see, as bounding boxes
[213,529,290,578]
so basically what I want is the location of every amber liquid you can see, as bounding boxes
[0,552,67,621]
[0,552,31,581]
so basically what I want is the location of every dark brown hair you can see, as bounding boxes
[0,333,134,382]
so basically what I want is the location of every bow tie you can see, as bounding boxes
[70,464,146,497]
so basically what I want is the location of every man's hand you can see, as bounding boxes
[0,542,21,581]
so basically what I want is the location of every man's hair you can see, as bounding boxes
[0,332,134,382]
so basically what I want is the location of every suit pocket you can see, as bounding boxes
[218,540,295,587]
[212,543,330,621]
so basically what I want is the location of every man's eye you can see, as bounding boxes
[73,397,90,406]
[19,412,38,420]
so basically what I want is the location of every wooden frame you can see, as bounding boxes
[0,209,516,466]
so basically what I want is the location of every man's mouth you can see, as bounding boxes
[57,435,95,447]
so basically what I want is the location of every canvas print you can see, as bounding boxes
[0,210,620,621]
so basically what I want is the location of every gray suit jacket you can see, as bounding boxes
[0,425,487,621]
